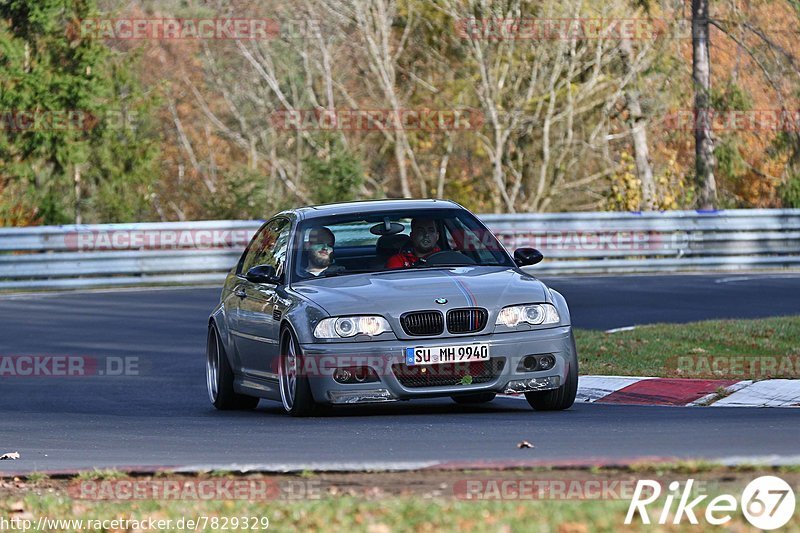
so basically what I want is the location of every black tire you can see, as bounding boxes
[206,323,259,410]
[451,392,496,404]
[279,327,318,417]
[525,356,578,411]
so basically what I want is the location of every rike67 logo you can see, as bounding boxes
[626,476,796,529]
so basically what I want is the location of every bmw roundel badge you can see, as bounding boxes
[435,298,448,304]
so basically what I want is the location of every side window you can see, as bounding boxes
[445,229,458,250]
[239,218,291,276]
[444,218,496,263]
[271,225,291,280]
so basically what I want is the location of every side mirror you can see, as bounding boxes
[245,264,281,284]
[514,248,544,267]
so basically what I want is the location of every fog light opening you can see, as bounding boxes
[537,355,556,371]
[522,355,539,371]
[353,366,368,382]
[334,366,377,384]
[333,368,352,383]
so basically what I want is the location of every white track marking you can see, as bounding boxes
[687,381,752,406]
[575,375,654,403]
[711,379,800,407]
[604,326,637,333]
[715,274,800,284]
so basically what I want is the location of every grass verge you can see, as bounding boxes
[2,468,799,532]
[575,315,800,378]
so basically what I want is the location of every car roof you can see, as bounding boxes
[284,199,463,220]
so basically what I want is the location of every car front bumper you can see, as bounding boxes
[300,326,576,404]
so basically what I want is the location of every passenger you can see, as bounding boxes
[385,218,441,269]
[301,227,344,277]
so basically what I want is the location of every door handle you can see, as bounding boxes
[235,289,247,299]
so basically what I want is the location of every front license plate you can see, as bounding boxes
[405,344,490,366]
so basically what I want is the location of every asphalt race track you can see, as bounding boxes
[1,273,799,474]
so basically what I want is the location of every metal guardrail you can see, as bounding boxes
[1,209,798,289]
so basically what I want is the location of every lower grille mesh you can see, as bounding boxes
[392,359,505,388]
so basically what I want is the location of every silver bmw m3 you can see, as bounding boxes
[206,199,578,416]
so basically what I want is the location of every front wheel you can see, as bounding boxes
[206,323,259,410]
[279,328,318,417]
[525,357,578,411]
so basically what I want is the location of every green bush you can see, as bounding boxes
[303,139,364,205]
[779,174,800,208]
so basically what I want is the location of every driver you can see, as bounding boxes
[301,227,344,277]
[385,218,441,269]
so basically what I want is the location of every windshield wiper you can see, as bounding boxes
[417,263,473,268]
[417,261,505,268]
[317,269,376,278]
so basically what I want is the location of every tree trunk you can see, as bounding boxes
[692,0,717,209]
[394,139,412,198]
[74,165,82,225]
[619,38,655,210]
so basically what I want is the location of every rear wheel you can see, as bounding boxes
[279,328,318,417]
[525,358,578,411]
[451,392,496,404]
[206,324,259,410]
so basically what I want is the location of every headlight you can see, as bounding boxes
[314,316,392,339]
[495,304,559,328]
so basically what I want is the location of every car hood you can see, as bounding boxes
[291,266,550,317]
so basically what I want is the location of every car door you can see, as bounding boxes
[231,218,291,380]
[226,221,270,372]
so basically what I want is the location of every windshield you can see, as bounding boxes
[291,208,514,282]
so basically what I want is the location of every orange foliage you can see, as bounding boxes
[0,179,41,226]
[665,0,800,207]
